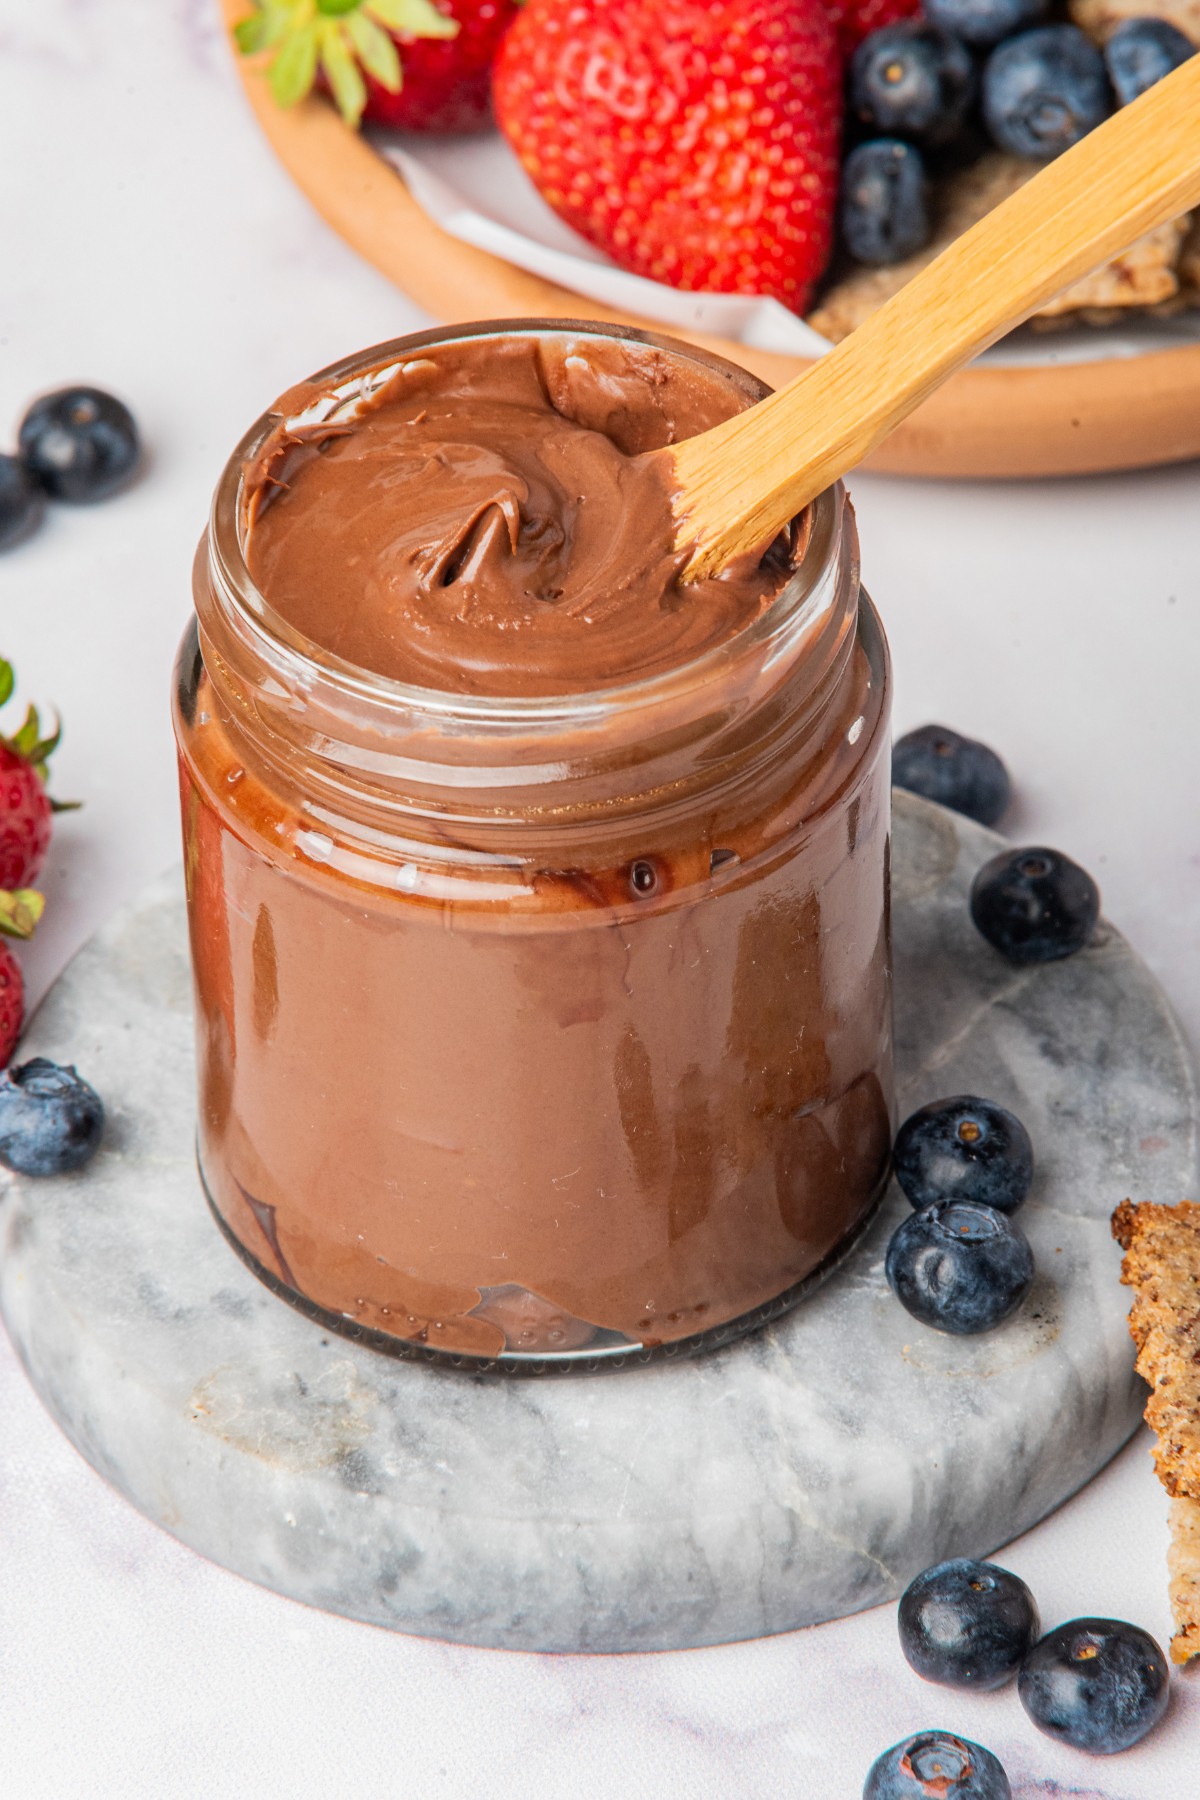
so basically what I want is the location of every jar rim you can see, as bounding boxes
[205,317,852,729]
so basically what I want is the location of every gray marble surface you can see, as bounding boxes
[0,791,1194,1652]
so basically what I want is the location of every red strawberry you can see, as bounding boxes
[826,0,922,58]
[0,746,51,893]
[0,943,23,1070]
[0,887,44,1070]
[492,0,842,315]
[0,659,73,892]
[234,0,515,133]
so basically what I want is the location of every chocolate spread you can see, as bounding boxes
[244,335,792,696]
[178,328,893,1364]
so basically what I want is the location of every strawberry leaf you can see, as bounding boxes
[320,24,368,124]
[9,706,40,760]
[234,0,295,53]
[265,0,304,28]
[28,718,62,767]
[270,21,320,107]
[369,0,457,40]
[0,662,13,710]
[235,14,271,51]
[347,10,402,89]
[0,889,44,941]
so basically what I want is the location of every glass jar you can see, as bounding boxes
[173,320,892,1373]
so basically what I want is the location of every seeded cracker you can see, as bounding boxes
[1169,1498,1200,1665]
[1111,1198,1200,1664]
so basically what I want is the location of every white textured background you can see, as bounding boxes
[0,4,1197,1794]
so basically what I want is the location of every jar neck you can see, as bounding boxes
[191,323,863,847]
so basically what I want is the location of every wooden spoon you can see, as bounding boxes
[665,53,1200,580]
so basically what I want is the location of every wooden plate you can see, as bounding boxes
[226,4,1200,480]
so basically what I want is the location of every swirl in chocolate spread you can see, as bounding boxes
[243,334,795,696]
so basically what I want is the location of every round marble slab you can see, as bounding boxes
[1,792,1195,1652]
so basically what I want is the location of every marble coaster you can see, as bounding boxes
[1,793,1195,1653]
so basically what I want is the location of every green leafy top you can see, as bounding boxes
[0,658,78,813]
[0,888,44,942]
[235,0,459,127]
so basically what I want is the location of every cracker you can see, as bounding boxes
[1112,1198,1200,1665]
[1035,218,1188,316]
[1168,1497,1200,1666]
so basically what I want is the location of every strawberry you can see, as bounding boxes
[0,887,45,1070]
[0,944,24,1072]
[492,0,843,315]
[0,659,74,893]
[234,0,515,133]
[826,0,922,58]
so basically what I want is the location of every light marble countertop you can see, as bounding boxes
[1,3,1198,1794]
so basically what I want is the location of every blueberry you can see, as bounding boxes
[0,453,44,550]
[970,845,1100,964]
[18,386,140,503]
[886,1200,1034,1334]
[851,24,976,145]
[1018,1618,1169,1754]
[899,1559,1040,1690]
[893,724,1011,826]
[842,140,932,267]
[1104,18,1194,106]
[923,0,1048,49]
[983,26,1112,159]
[894,1096,1034,1214]
[864,1730,1011,1798]
[0,1057,105,1176]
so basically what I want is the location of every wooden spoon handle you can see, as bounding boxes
[670,53,1200,579]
